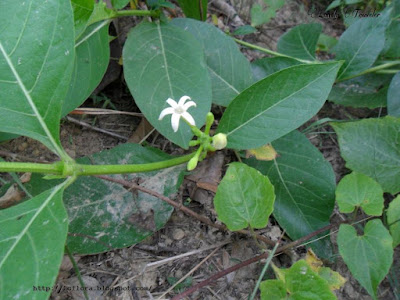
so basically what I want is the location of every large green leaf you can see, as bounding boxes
[25,144,184,254]
[62,21,110,116]
[381,20,400,59]
[71,0,94,40]
[111,0,130,10]
[334,9,391,80]
[171,18,254,107]
[177,0,208,21]
[332,116,400,194]
[251,57,301,81]
[123,21,212,148]
[214,162,275,231]
[388,72,400,117]
[335,172,384,216]
[0,0,74,157]
[260,260,336,300]
[217,62,340,150]
[338,220,393,300]
[0,180,70,300]
[245,130,336,258]
[387,195,400,248]
[277,23,322,61]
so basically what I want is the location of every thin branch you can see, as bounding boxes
[96,175,276,247]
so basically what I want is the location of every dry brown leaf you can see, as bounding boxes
[0,184,24,209]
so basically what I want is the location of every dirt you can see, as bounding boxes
[0,0,398,299]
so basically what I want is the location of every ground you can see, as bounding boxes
[0,0,398,299]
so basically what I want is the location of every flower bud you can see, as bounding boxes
[187,156,199,171]
[212,133,227,150]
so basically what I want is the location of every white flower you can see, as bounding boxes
[158,96,196,132]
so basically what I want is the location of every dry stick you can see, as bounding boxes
[66,116,129,141]
[157,246,222,299]
[96,175,275,247]
[171,223,339,300]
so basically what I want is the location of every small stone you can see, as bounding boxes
[172,228,185,240]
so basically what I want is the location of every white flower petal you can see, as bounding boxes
[158,107,175,120]
[178,96,191,106]
[171,113,181,132]
[182,112,195,126]
[166,98,178,108]
[183,101,197,110]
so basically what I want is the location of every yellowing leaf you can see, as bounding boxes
[245,144,278,161]
[305,248,346,291]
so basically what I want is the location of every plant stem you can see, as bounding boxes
[233,38,314,64]
[0,161,63,174]
[336,61,400,82]
[114,9,160,18]
[65,246,89,300]
[0,153,195,176]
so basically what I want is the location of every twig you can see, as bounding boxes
[66,116,128,140]
[70,107,142,117]
[96,175,276,247]
[171,222,343,300]
[157,246,222,299]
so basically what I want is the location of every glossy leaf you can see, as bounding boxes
[171,18,254,107]
[251,57,301,81]
[0,0,74,157]
[177,0,207,21]
[123,21,212,148]
[388,72,400,117]
[62,21,110,116]
[217,62,340,150]
[214,162,275,231]
[71,0,94,40]
[24,144,184,254]
[332,116,400,194]
[260,260,336,300]
[277,23,322,61]
[336,172,384,216]
[245,130,336,258]
[387,195,400,248]
[335,9,391,80]
[0,180,70,300]
[338,220,393,300]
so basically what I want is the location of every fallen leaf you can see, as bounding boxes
[245,144,278,161]
[0,184,24,209]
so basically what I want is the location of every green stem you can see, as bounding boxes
[336,61,400,82]
[233,38,314,64]
[375,69,400,74]
[65,246,89,300]
[0,153,195,176]
[114,9,160,18]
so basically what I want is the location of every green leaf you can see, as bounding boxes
[387,195,400,247]
[251,0,285,27]
[331,116,400,194]
[327,0,362,11]
[25,144,184,254]
[277,23,322,61]
[251,57,301,81]
[388,72,400,117]
[382,20,400,59]
[336,172,384,216]
[233,25,258,36]
[214,162,275,231]
[317,33,338,52]
[171,18,254,107]
[245,130,336,258]
[111,0,130,10]
[329,73,390,108]
[123,21,212,148]
[0,0,74,157]
[177,0,207,21]
[87,1,116,26]
[261,260,336,300]
[217,62,341,150]
[71,0,94,40]
[338,220,393,300]
[0,180,70,300]
[334,9,391,80]
[62,21,110,116]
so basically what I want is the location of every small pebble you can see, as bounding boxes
[172,228,185,240]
